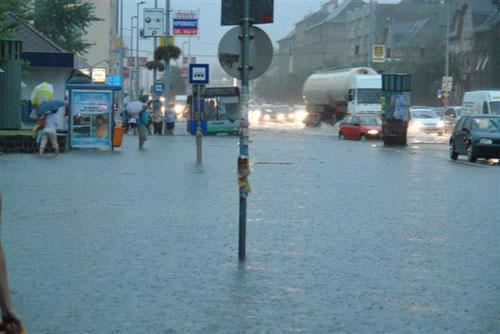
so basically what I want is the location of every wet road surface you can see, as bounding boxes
[1,124,499,333]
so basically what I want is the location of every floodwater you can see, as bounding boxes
[1,125,499,333]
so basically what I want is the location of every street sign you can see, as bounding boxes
[181,67,188,77]
[218,26,273,80]
[143,8,165,37]
[189,64,209,85]
[372,44,386,63]
[442,76,453,92]
[173,11,199,36]
[221,0,274,26]
[152,82,165,94]
[92,68,106,83]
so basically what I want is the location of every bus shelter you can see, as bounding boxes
[66,84,121,150]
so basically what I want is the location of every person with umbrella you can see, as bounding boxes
[38,100,64,156]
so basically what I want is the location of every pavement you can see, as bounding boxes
[0,124,499,333]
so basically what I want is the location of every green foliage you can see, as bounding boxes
[146,60,165,72]
[154,45,182,62]
[0,0,33,40]
[33,0,100,54]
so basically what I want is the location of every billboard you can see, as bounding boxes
[173,11,199,36]
[143,8,165,37]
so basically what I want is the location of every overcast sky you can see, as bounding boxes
[120,0,401,66]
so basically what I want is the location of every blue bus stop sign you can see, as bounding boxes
[189,64,209,85]
[152,82,165,94]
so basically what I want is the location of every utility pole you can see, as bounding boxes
[130,15,137,100]
[445,0,450,78]
[164,0,171,101]
[153,0,158,86]
[367,0,375,67]
[119,0,124,121]
[238,0,251,261]
[135,1,146,100]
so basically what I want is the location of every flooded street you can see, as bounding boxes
[1,126,499,333]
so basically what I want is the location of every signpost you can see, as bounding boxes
[173,11,199,36]
[442,76,453,106]
[221,0,274,25]
[189,64,209,163]
[218,26,273,80]
[143,8,165,37]
[220,0,273,261]
[372,44,386,63]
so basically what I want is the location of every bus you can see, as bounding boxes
[187,87,240,135]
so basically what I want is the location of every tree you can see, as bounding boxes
[0,0,33,40]
[33,0,100,54]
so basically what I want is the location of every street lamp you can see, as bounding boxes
[130,15,137,99]
[135,1,146,100]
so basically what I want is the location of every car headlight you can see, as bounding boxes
[277,114,285,121]
[479,138,493,145]
[174,104,184,114]
[287,113,295,120]
[295,111,308,122]
[413,120,423,128]
[367,129,379,135]
[263,114,270,121]
[437,120,444,127]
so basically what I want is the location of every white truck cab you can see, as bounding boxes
[348,75,382,114]
[463,91,500,115]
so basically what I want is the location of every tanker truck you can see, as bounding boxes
[302,67,382,126]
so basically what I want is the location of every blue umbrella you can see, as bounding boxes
[38,100,65,114]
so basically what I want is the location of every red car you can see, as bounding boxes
[338,114,382,140]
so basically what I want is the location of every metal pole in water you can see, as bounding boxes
[238,0,251,261]
[196,85,202,163]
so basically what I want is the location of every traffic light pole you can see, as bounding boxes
[238,0,251,261]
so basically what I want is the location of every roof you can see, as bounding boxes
[304,0,363,33]
[468,0,497,27]
[5,13,67,53]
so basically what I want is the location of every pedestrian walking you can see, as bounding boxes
[39,110,59,156]
[152,99,163,135]
[0,194,24,334]
[138,104,150,150]
[165,103,176,135]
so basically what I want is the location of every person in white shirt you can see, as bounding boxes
[39,111,59,156]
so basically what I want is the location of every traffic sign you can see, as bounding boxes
[153,82,165,94]
[372,44,386,63]
[442,76,453,92]
[143,8,165,37]
[218,26,273,80]
[221,0,274,26]
[173,11,199,36]
[189,64,209,85]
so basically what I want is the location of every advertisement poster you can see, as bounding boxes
[71,90,112,148]
[173,11,199,36]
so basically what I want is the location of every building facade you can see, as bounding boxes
[345,1,443,66]
[450,0,500,101]
[82,0,119,72]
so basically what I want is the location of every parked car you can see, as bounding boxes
[409,108,444,135]
[443,106,464,133]
[449,115,500,162]
[338,114,382,140]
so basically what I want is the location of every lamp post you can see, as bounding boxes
[130,15,137,99]
[135,1,146,100]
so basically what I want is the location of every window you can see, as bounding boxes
[463,117,472,130]
[357,89,381,104]
[490,102,500,115]
[455,117,466,130]
[483,102,489,114]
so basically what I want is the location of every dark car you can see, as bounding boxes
[449,115,500,162]
[339,114,382,140]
